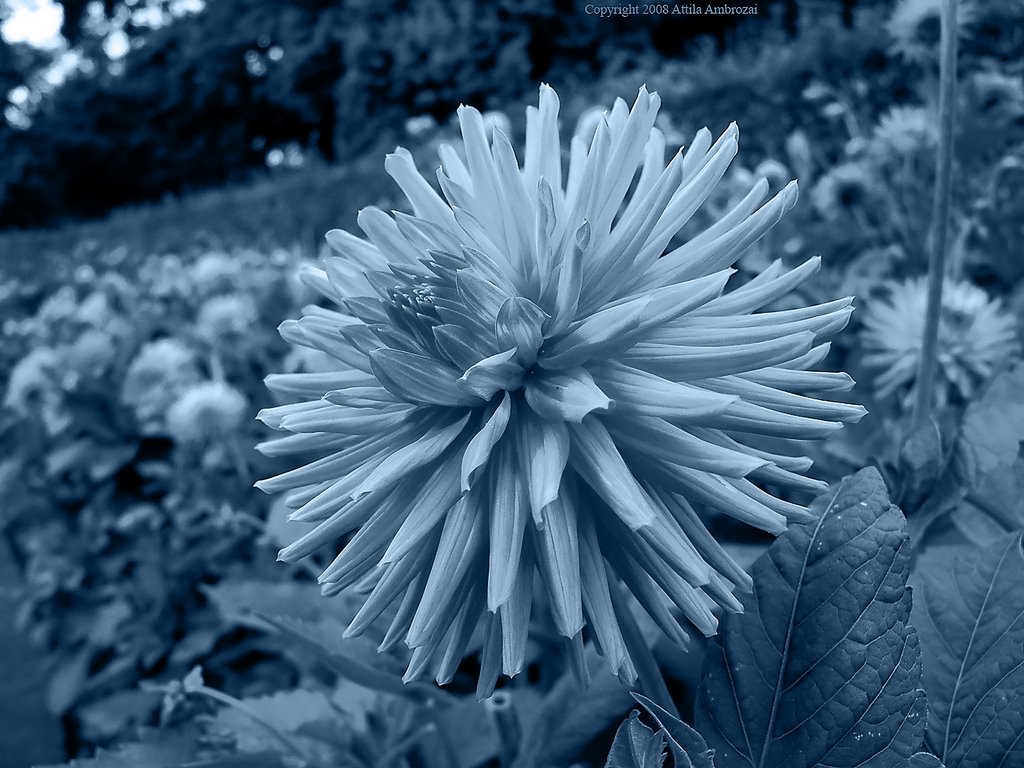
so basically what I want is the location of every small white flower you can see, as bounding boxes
[167,381,248,444]
[122,338,203,429]
[862,278,1019,403]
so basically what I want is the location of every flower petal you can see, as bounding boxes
[517,411,570,522]
[371,348,484,406]
[534,492,584,637]
[524,367,614,423]
[461,393,512,492]
[487,442,529,611]
[569,417,657,531]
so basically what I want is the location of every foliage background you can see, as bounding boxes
[2,1,1024,767]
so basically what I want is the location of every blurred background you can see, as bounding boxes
[1,1,1023,766]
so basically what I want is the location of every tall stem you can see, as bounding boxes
[912,0,958,428]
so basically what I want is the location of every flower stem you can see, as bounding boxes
[912,0,958,429]
[191,683,308,762]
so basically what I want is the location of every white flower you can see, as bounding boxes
[167,381,248,444]
[259,85,864,694]
[870,106,938,157]
[196,294,260,347]
[862,278,1019,403]
[122,338,203,429]
[887,0,976,64]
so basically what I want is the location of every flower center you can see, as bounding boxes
[386,282,443,352]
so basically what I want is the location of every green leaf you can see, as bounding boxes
[512,646,633,768]
[207,688,334,754]
[34,727,286,768]
[954,364,1024,486]
[256,613,425,699]
[201,579,326,630]
[912,535,1024,768]
[605,712,665,768]
[695,468,927,768]
[907,754,944,768]
[46,646,92,715]
[632,693,714,768]
[897,420,946,513]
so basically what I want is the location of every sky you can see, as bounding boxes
[1,0,64,50]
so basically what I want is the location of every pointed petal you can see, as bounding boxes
[568,417,657,531]
[371,348,484,406]
[461,393,512,491]
[525,368,614,423]
[487,443,529,611]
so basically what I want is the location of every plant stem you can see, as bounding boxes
[912,0,958,428]
[193,683,308,763]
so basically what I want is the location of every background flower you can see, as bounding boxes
[168,381,248,444]
[861,277,1018,403]
[887,0,976,64]
[122,338,204,431]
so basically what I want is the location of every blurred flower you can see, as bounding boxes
[258,85,863,693]
[404,114,438,137]
[4,346,70,435]
[869,105,938,157]
[861,277,1018,403]
[965,70,1024,124]
[785,129,815,184]
[138,253,189,298]
[35,286,80,332]
[190,251,244,294]
[5,347,62,415]
[62,328,119,384]
[196,293,259,347]
[887,0,975,64]
[74,264,97,285]
[167,381,248,444]
[75,291,116,328]
[122,338,203,430]
[810,162,873,219]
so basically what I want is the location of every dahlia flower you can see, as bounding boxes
[869,106,937,157]
[122,338,202,430]
[861,277,1018,404]
[886,0,975,64]
[196,293,260,347]
[168,381,248,444]
[258,85,864,694]
[810,161,874,222]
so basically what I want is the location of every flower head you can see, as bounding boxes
[810,162,873,219]
[122,338,203,430]
[189,251,245,295]
[886,0,975,64]
[869,106,938,157]
[5,347,62,415]
[861,277,1018,404]
[168,381,248,444]
[62,328,120,385]
[258,85,864,694]
[196,293,260,347]
[4,347,69,434]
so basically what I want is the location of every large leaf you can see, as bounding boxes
[207,688,338,761]
[912,535,1024,768]
[512,646,633,768]
[633,693,715,768]
[954,364,1024,486]
[36,727,286,768]
[604,712,666,768]
[695,468,926,768]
